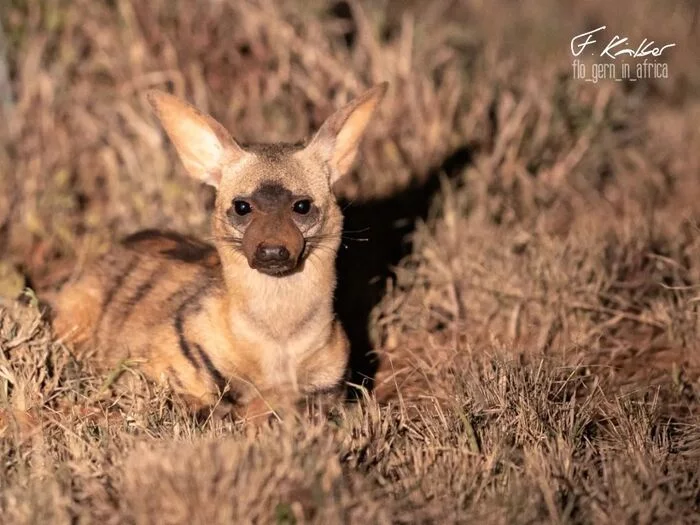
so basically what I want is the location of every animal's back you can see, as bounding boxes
[50,230,224,369]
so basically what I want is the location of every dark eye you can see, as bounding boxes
[233,200,252,216]
[293,199,312,215]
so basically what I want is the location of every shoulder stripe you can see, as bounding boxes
[193,343,239,405]
[173,311,200,370]
[171,279,213,371]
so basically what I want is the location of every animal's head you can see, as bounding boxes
[148,84,387,276]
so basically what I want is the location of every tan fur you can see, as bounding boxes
[48,83,388,419]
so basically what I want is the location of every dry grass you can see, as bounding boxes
[1,0,700,523]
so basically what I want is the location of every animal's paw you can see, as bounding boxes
[236,394,301,427]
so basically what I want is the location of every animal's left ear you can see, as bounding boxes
[306,82,388,185]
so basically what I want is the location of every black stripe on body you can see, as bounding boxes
[169,280,239,406]
[171,279,213,371]
[102,256,139,311]
[127,274,158,306]
[124,229,216,264]
[194,343,239,405]
[174,307,201,370]
[94,256,139,343]
[114,266,163,331]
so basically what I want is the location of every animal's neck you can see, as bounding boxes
[217,247,337,341]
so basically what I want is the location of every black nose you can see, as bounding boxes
[255,244,290,263]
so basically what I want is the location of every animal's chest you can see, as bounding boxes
[257,340,302,390]
[245,318,327,390]
[225,306,330,391]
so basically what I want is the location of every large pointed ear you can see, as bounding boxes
[147,90,245,187]
[306,82,388,184]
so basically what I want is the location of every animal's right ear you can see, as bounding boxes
[147,91,245,188]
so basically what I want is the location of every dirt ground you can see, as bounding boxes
[1,1,699,523]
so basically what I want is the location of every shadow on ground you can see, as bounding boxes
[336,145,473,397]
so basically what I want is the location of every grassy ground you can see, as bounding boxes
[1,0,700,523]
